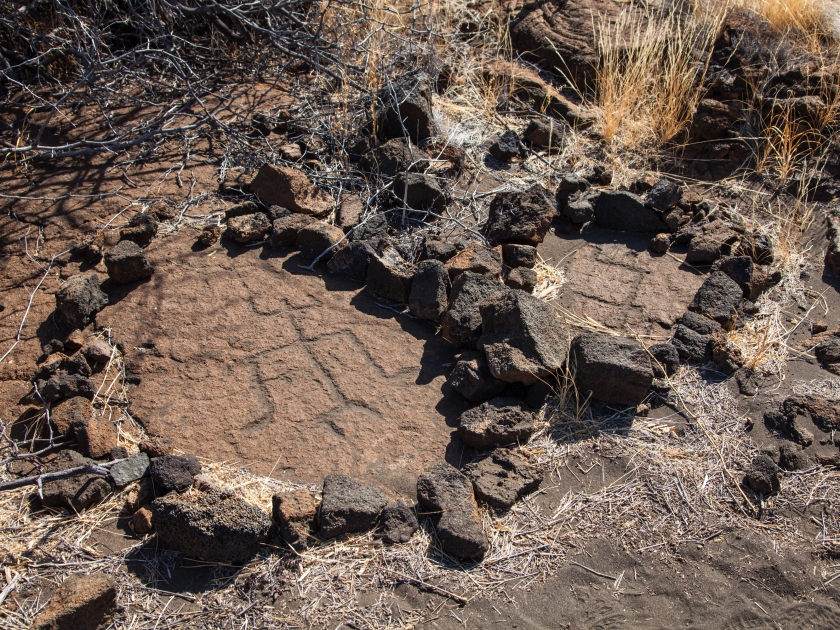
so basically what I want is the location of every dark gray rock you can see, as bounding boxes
[464,449,542,509]
[489,130,523,161]
[376,70,437,143]
[522,119,560,148]
[683,222,739,265]
[226,212,271,243]
[416,462,489,560]
[734,367,759,396]
[779,443,809,471]
[104,240,154,284]
[327,240,377,283]
[110,453,150,488]
[680,311,722,335]
[366,246,415,303]
[650,233,671,253]
[120,213,158,247]
[361,137,426,176]
[593,190,667,232]
[376,501,419,545]
[478,290,568,385]
[350,214,390,242]
[744,455,780,493]
[441,272,505,348]
[458,397,536,450]
[408,260,450,320]
[649,343,680,377]
[269,214,315,247]
[152,489,272,563]
[318,474,388,539]
[569,333,653,406]
[41,450,112,512]
[501,244,536,268]
[336,196,363,229]
[564,198,595,224]
[815,336,840,369]
[714,256,769,301]
[446,243,504,281]
[483,185,555,245]
[32,573,117,630]
[224,201,261,219]
[449,351,506,403]
[689,271,743,326]
[504,267,537,293]
[826,214,840,275]
[422,238,457,262]
[646,179,682,211]
[38,373,96,403]
[150,454,202,494]
[394,172,446,212]
[297,223,345,261]
[56,273,108,330]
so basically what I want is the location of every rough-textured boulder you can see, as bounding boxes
[394,172,446,212]
[744,455,780,493]
[50,396,93,435]
[714,256,769,301]
[120,213,158,247]
[648,343,680,377]
[297,223,345,261]
[318,474,388,539]
[416,462,489,560]
[226,212,271,243]
[440,272,504,348]
[38,373,96,403]
[250,164,334,216]
[446,243,504,281]
[684,222,739,265]
[671,312,721,362]
[269,214,316,247]
[81,338,111,365]
[32,574,117,630]
[826,213,840,275]
[71,415,118,460]
[689,271,743,326]
[449,351,506,403]
[483,185,555,245]
[110,453,150,488]
[504,267,537,293]
[408,260,450,320]
[152,489,272,563]
[569,333,653,406]
[337,194,364,229]
[41,450,112,512]
[272,488,319,550]
[779,443,809,471]
[478,290,568,385]
[422,238,457,262]
[375,70,437,143]
[458,397,537,450]
[361,137,427,176]
[593,190,667,232]
[150,454,202,494]
[489,130,524,161]
[56,273,108,330]
[522,118,560,148]
[366,246,415,303]
[327,240,377,283]
[646,179,682,211]
[140,435,174,458]
[464,449,542,508]
[501,243,537,268]
[376,501,419,545]
[104,240,155,285]
[350,214,390,242]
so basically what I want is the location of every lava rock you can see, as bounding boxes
[504,267,537,292]
[140,435,174,458]
[441,272,505,348]
[32,574,117,630]
[366,246,415,303]
[350,213,390,242]
[376,501,419,545]
[41,450,112,512]
[483,186,555,245]
[269,214,316,247]
[409,260,451,320]
[198,224,222,246]
[71,414,118,460]
[120,213,158,247]
[522,118,560,148]
[449,351,506,403]
[336,195,364,229]
[104,240,155,284]
[458,397,536,450]
[714,256,769,301]
[150,454,202,494]
[779,443,809,471]
[38,372,96,403]
[684,222,739,265]
[50,396,93,435]
[226,212,271,243]
[569,333,653,406]
[463,449,542,508]
[593,190,667,232]
[132,506,154,534]
[650,233,671,253]
[422,238,457,262]
[564,197,596,224]
[489,130,524,161]
[478,290,568,385]
[152,489,272,563]
[825,214,840,275]
[501,244,536,268]
[297,223,345,261]
[81,338,112,365]
[646,179,682,211]
[361,137,427,176]
[689,271,743,326]
[272,488,319,550]
[375,70,437,143]
[394,172,446,212]
[648,343,680,377]
[446,243,504,281]
[680,310,723,335]
[250,164,334,216]
[416,462,489,560]
[55,273,109,330]
[318,474,388,539]
[224,201,261,219]
[744,455,780,493]
[109,453,150,488]
[327,240,377,283]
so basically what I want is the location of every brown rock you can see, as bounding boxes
[51,396,93,436]
[124,477,154,513]
[446,243,504,281]
[273,488,319,524]
[71,415,118,460]
[32,574,118,630]
[140,435,174,458]
[297,223,345,261]
[337,194,364,229]
[250,164,334,217]
[226,212,271,243]
[199,224,222,246]
[132,506,154,534]
[269,214,316,247]
[81,338,112,365]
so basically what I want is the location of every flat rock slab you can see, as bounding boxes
[99,230,465,498]
[110,452,150,487]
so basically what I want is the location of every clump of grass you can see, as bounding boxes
[735,0,832,45]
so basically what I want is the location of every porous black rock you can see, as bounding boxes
[457,397,536,450]
[318,474,388,539]
[569,333,653,406]
[55,273,109,330]
[150,454,202,494]
[483,185,555,245]
[104,240,154,284]
[408,259,451,320]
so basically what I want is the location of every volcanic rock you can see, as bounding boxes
[501,243,536,268]
[689,271,743,326]
[446,243,504,281]
[199,224,222,246]
[569,333,653,406]
[104,240,154,284]
[327,240,377,283]
[779,443,809,471]
[564,197,596,224]
[648,342,680,377]
[422,238,457,262]
[150,454,202,494]
[361,137,427,176]
[297,223,345,261]
[250,164,334,216]
[55,273,109,330]
[409,260,451,320]
[489,130,524,161]
[593,190,667,232]
[51,396,93,435]
[457,397,537,450]
[522,118,560,148]
[744,455,780,493]
[152,489,272,563]
[337,194,364,229]
[269,214,316,247]
[376,501,419,545]
[650,233,671,253]
[71,414,118,459]
[393,172,446,212]
[483,185,555,245]
[440,272,505,348]
[132,506,154,534]
[81,338,112,365]
[714,256,769,301]
[41,450,112,512]
[32,574,117,630]
[646,179,682,211]
[120,213,158,247]
[226,212,271,243]
[38,373,96,403]
[463,449,542,509]
[318,474,388,539]
[375,70,437,143]
[504,267,537,293]
[448,351,506,403]
[272,488,319,550]
[684,222,739,265]
[366,246,415,303]
[350,213,390,242]
[110,453,150,488]
[140,435,174,458]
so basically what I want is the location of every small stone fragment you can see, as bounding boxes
[226,212,271,243]
[648,343,680,377]
[104,240,154,284]
[361,137,427,176]
[250,164,334,216]
[132,506,154,534]
[50,396,93,435]
[458,397,536,450]
[394,172,446,212]
[650,233,671,253]
[150,454,202,494]
[71,415,118,459]
[120,213,158,247]
[41,450,112,512]
[779,443,809,471]
[504,267,537,292]
[110,453,151,488]
[689,271,743,327]
[269,214,316,247]
[366,246,415,303]
[337,194,364,229]
[422,238,457,262]
[593,190,667,232]
[646,179,682,211]
[483,185,555,245]
[489,130,523,161]
[449,351,506,403]
[501,244,537,268]
[446,243,504,281]
[199,224,222,246]
[140,435,174,458]
[327,240,377,283]
[81,338,112,365]
[463,448,542,509]
[272,488,319,550]
[440,272,505,349]
[745,455,780,493]
[376,501,419,545]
